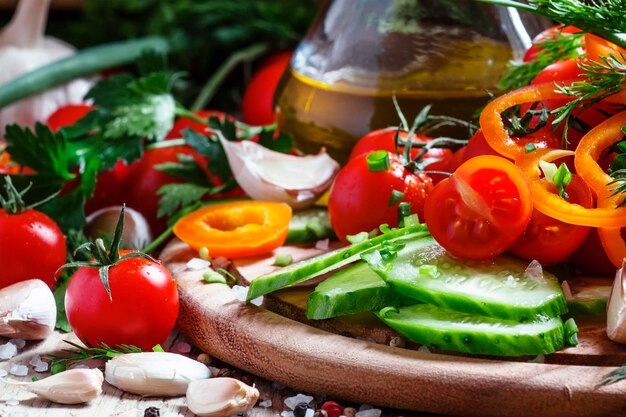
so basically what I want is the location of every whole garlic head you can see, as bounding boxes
[0,0,92,131]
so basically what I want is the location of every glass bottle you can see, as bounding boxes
[274,0,548,163]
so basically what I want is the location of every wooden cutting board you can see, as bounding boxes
[161,238,626,417]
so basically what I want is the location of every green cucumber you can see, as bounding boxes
[565,277,612,317]
[286,207,335,243]
[306,261,416,320]
[247,224,430,301]
[377,304,566,357]
[362,236,567,322]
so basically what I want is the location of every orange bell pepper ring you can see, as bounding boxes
[173,200,292,259]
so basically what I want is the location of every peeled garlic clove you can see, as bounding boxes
[105,352,210,397]
[85,205,152,251]
[217,132,339,209]
[20,368,103,404]
[607,260,626,343]
[186,377,259,417]
[0,279,56,340]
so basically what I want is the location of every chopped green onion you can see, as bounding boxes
[274,253,293,267]
[524,143,537,153]
[198,246,210,260]
[553,163,572,199]
[564,318,579,346]
[388,190,405,207]
[403,213,420,227]
[379,306,399,318]
[152,344,165,352]
[306,221,327,239]
[346,231,369,244]
[366,150,391,172]
[418,264,439,278]
[203,270,227,284]
[50,363,66,375]
[398,202,412,227]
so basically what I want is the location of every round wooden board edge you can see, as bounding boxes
[162,239,626,417]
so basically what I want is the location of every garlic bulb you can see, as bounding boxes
[85,206,152,251]
[607,260,626,344]
[186,377,259,417]
[0,0,92,131]
[217,132,340,209]
[10,368,104,404]
[0,279,56,340]
[105,352,210,397]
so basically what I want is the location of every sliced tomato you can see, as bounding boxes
[173,201,292,258]
[423,155,533,260]
[508,174,593,265]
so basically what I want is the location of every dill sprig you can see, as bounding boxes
[44,340,143,373]
[552,54,626,145]
[499,30,584,91]
[598,363,626,387]
[477,0,626,50]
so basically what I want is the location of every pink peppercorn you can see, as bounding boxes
[321,401,343,417]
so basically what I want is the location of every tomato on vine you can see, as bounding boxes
[0,177,66,289]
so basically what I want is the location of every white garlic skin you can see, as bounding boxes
[25,368,104,404]
[607,260,626,343]
[186,377,259,417]
[85,205,152,251]
[105,352,210,397]
[0,279,56,340]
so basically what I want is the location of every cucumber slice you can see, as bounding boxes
[565,277,612,317]
[306,261,416,320]
[286,207,335,243]
[362,236,567,322]
[377,304,565,357]
[247,224,430,301]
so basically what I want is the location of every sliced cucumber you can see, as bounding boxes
[286,207,335,243]
[362,236,567,322]
[247,224,430,301]
[306,261,416,320]
[565,277,612,317]
[377,304,566,357]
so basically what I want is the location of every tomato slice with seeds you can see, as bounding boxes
[423,155,533,260]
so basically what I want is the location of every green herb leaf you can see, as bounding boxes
[553,163,573,199]
[258,129,294,153]
[183,129,232,182]
[155,153,214,186]
[53,274,71,333]
[388,190,405,207]
[156,183,211,219]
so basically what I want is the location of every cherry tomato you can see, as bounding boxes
[65,250,179,350]
[124,145,207,236]
[531,59,584,86]
[508,174,593,265]
[241,51,292,126]
[523,26,582,62]
[328,151,433,243]
[0,208,66,289]
[570,228,618,277]
[462,129,560,163]
[423,155,533,260]
[46,104,94,131]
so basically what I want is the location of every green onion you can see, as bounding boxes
[366,151,391,172]
[152,344,165,352]
[388,190,405,207]
[274,253,293,267]
[553,163,572,199]
[403,213,420,227]
[198,246,210,260]
[564,318,579,346]
[524,143,537,153]
[202,270,227,285]
[0,37,174,109]
[398,202,412,227]
[379,306,399,318]
[346,231,369,244]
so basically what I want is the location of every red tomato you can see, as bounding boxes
[328,151,433,243]
[523,26,582,62]
[463,129,561,163]
[124,145,207,236]
[531,59,584,86]
[508,174,593,265]
[241,51,292,126]
[423,155,533,260]
[46,104,94,131]
[570,228,618,277]
[0,208,66,289]
[65,250,179,349]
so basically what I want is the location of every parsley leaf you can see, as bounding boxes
[157,183,212,219]
[155,153,214,185]
[258,129,294,153]
[183,128,232,182]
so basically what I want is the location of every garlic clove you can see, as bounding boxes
[105,352,210,397]
[21,368,104,404]
[85,206,152,251]
[0,279,56,340]
[607,259,626,343]
[217,132,340,209]
[186,377,259,417]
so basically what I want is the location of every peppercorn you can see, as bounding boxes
[344,407,357,417]
[321,401,343,417]
[294,401,311,417]
[144,407,160,417]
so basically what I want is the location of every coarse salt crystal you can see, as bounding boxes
[281,412,295,417]
[231,285,263,306]
[0,368,8,377]
[5,398,19,406]
[315,238,330,251]
[259,399,272,408]
[284,394,314,410]
[9,363,28,376]
[417,345,431,353]
[305,409,315,417]
[186,258,211,270]
[0,342,18,360]
[356,409,382,417]
[34,361,49,372]
[8,339,25,349]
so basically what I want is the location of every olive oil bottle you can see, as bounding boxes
[275,0,547,163]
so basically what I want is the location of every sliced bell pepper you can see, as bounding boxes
[173,200,292,258]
